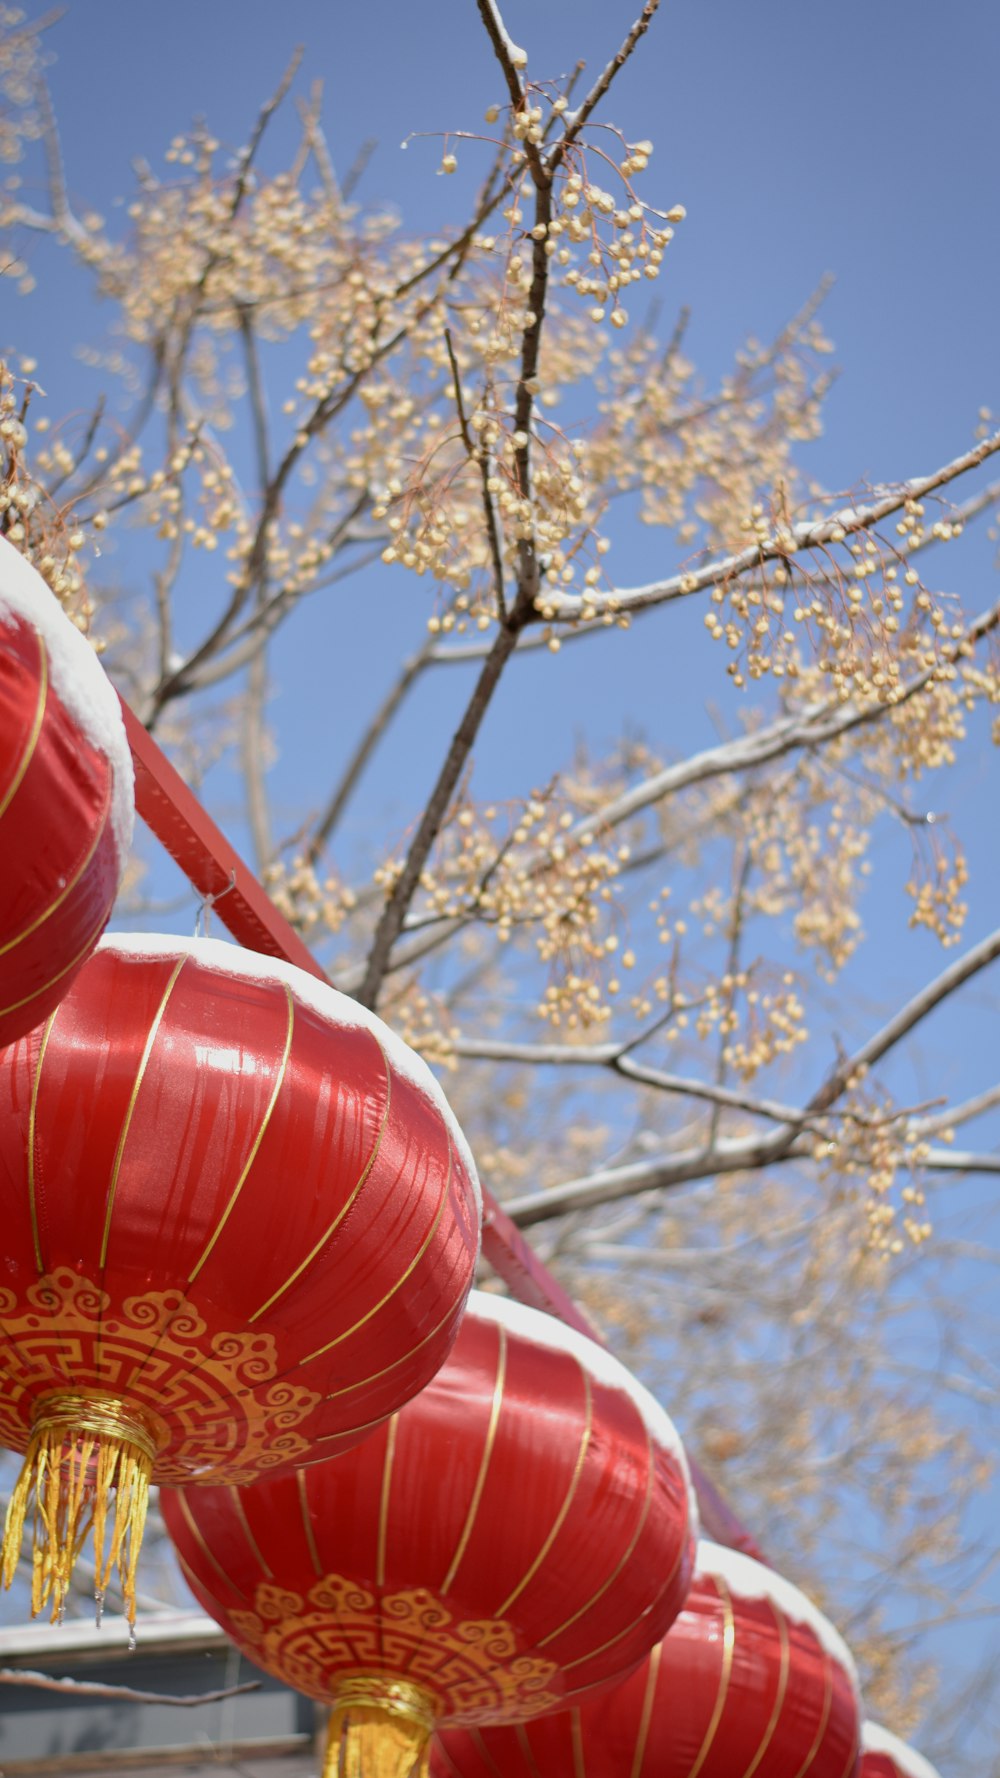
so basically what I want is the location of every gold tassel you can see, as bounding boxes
[1,1392,158,1625]
[325,1677,437,1778]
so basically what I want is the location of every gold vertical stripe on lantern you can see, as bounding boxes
[187,986,295,1284]
[27,1011,58,1274]
[741,1604,791,1778]
[248,1032,391,1324]
[687,1576,736,1778]
[99,956,188,1268]
[0,630,47,823]
[0,778,111,962]
[628,1641,663,1778]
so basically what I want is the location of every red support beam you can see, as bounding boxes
[124,695,764,1563]
[122,702,325,979]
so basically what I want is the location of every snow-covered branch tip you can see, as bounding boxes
[544,429,1000,623]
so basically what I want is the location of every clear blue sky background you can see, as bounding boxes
[2,1,999,1764]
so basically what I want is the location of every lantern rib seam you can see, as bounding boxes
[302,1140,456,1378]
[440,1323,508,1594]
[494,1365,593,1618]
[99,954,188,1269]
[0,628,46,823]
[297,1469,324,1576]
[789,1654,833,1778]
[686,1575,737,1778]
[319,1296,461,1404]
[739,1603,791,1778]
[375,1416,399,1588]
[176,1494,249,1601]
[537,1416,655,1650]
[0,775,111,960]
[228,1483,274,1581]
[187,984,295,1285]
[27,1010,58,1274]
[628,1638,662,1778]
[0,902,112,1023]
[561,1502,691,1679]
[247,1029,391,1323]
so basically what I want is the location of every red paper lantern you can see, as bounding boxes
[433,1540,861,1778]
[0,934,480,1622]
[161,1290,697,1778]
[0,537,133,1047]
[860,1722,939,1778]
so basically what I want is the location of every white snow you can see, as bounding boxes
[95,932,482,1222]
[695,1540,858,1689]
[481,0,526,68]
[862,1722,940,1778]
[0,536,134,865]
[467,1289,696,1502]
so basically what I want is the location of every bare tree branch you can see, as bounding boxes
[238,305,274,871]
[920,1148,1000,1177]
[303,638,439,863]
[501,923,1000,1224]
[565,591,1000,848]
[0,1667,260,1707]
[398,469,1000,669]
[806,924,1000,1117]
[549,0,663,170]
[915,1083,1000,1138]
[355,0,572,1008]
[543,429,1000,623]
[445,324,507,622]
[355,615,527,1007]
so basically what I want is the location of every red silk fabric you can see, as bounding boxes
[0,937,480,1483]
[432,1552,860,1778]
[161,1292,695,1727]
[0,610,122,1046]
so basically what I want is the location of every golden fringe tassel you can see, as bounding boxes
[325,1677,436,1778]
[1,1393,157,1625]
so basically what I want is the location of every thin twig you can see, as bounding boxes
[543,429,1000,623]
[355,615,526,1007]
[806,924,1000,1117]
[563,590,1000,848]
[445,324,506,621]
[354,0,568,1006]
[497,921,1000,1225]
[0,1668,261,1708]
[304,638,440,862]
[549,0,663,171]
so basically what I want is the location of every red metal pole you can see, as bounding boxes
[123,695,765,1563]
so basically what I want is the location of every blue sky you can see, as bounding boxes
[2,0,999,1761]
[10,0,998,854]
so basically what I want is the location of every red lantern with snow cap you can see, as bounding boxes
[860,1723,940,1778]
[0,933,480,1623]
[0,536,133,1045]
[162,1289,697,1778]
[433,1538,861,1778]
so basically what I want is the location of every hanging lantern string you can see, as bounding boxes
[194,869,237,938]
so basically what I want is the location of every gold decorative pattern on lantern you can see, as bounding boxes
[228,1571,562,1723]
[0,1268,320,1484]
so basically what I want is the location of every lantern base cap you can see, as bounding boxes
[1,1390,159,1625]
[326,1676,436,1778]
